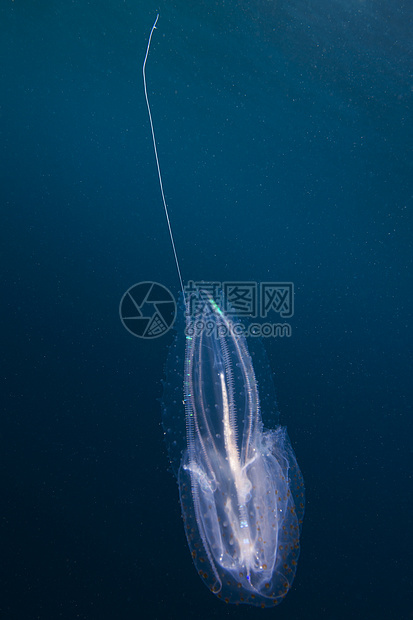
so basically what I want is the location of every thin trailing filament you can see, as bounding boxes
[143,14,186,300]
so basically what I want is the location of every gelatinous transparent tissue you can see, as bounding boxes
[162,293,305,607]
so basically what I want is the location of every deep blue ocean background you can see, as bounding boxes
[1,1,412,618]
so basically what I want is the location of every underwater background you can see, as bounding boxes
[1,0,412,618]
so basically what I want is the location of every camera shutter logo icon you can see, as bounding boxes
[119,281,176,339]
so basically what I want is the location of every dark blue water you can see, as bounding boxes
[1,1,412,619]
